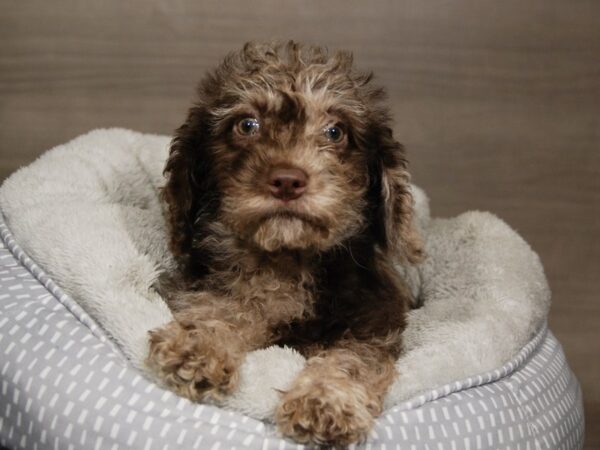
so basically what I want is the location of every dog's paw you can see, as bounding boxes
[146,320,240,402]
[275,375,378,447]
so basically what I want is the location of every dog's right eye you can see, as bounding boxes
[237,118,260,136]
[324,125,345,144]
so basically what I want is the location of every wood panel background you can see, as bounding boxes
[1,1,599,446]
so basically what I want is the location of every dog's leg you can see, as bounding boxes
[275,341,397,447]
[146,300,268,402]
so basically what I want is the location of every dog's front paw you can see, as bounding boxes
[275,374,378,447]
[146,320,240,402]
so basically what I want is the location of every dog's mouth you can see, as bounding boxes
[246,207,332,252]
[259,208,327,231]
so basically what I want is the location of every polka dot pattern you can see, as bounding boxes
[0,217,584,449]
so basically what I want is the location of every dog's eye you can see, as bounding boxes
[324,126,344,143]
[237,118,260,136]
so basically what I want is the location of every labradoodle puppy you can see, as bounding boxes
[146,41,423,447]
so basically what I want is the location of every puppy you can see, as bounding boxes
[146,41,423,447]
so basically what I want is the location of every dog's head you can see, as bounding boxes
[164,41,421,266]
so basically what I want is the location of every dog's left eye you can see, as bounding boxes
[324,126,344,143]
[237,118,260,136]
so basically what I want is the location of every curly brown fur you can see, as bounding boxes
[147,41,423,447]
[276,343,398,447]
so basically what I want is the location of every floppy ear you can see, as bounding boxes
[163,106,219,266]
[370,127,423,264]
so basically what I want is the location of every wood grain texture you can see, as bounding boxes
[1,1,599,446]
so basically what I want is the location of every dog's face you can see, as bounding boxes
[165,42,421,263]
[209,71,372,252]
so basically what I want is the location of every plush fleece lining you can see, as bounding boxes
[0,129,551,420]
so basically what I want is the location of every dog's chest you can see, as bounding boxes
[223,265,317,327]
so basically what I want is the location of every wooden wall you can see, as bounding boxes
[1,1,598,445]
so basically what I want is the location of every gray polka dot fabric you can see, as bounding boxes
[0,216,585,449]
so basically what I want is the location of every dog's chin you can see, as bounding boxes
[250,214,331,253]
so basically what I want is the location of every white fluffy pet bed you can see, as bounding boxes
[0,129,584,449]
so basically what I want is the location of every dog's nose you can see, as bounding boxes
[268,168,308,201]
